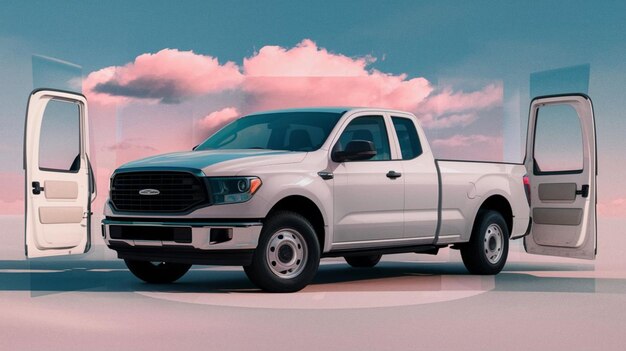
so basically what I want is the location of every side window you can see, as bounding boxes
[38,100,81,172]
[336,116,391,161]
[392,117,423,159]
[533,104,584,174]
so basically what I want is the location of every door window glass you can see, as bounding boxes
[282,124,325,151]
[533,104,583,174]
[337,116,391,161]
[38,100,81,172]
[392,117,423,159]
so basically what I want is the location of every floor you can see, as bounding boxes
[1,216,626,350]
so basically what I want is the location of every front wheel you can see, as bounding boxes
[460,210,509,275]
[244,211,320,293]
[124,260,191,283]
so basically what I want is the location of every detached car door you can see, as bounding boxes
[524,94,596,259]
[24,89,94,258]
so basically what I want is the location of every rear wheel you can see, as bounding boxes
[344,254,382,268]
[244,211,320,292]
[124,260,191,284]
[461,210,509,275]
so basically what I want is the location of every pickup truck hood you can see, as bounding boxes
[116,149,307,176]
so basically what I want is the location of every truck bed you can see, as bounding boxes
[435,159,529,243]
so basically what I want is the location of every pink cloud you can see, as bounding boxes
[244,39,376,77]
[416,83,503,129]
[425,113,478,129]
[102,139,158,152]
[420,83,503,116]
[197,107,240,135]
[84,40,436,114]
[84,49,243,105]
[432,134,502,148]
[241,40,433,112]
[431,134,503,160]
[83,40,505,157]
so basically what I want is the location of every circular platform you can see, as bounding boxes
[137,261,495,309]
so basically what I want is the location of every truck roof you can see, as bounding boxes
[249,107,414,116]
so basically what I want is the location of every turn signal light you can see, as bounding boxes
[250,178,262,195]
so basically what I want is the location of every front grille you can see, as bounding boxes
[111,172,208,212]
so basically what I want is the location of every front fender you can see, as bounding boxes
[254,172,334,252]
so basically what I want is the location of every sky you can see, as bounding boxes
[0,0,625,216]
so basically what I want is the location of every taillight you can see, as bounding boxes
[523,175,531,205]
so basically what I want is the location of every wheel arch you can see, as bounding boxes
[266,195,326,252]
[474,194,513,237]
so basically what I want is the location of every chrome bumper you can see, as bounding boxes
[101,218,263,251]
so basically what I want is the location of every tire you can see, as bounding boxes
[124,259,191,284]
[460,210,509,275]
[244,211,320,293]
[344,254,382,268]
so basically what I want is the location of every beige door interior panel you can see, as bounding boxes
[44,180,79,200]
[39,206,84,224]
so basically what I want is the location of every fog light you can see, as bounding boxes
[210,228,233,244]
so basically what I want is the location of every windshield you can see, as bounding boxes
[195,111,345,151]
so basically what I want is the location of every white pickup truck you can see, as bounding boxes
[24,90,597,292]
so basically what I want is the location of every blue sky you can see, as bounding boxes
[1,1,624,77]
[1,0,625,213]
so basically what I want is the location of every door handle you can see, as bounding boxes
[317,171,334,180]
[575,184,589,198]
[386,170,402,179]
[32,181,44,195]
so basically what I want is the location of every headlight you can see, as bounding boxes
[206,177,262,205]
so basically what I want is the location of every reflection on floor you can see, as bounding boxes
[0,257,623,309]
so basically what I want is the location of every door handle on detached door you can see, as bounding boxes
[32,181,44,195]
[575,184,589,198]
[386,170,402,179]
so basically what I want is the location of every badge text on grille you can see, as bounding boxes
[138,188,160,196]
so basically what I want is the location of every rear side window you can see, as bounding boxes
[392,117,423,159]
[336,116,391,161]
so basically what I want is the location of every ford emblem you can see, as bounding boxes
[138,188,160,196]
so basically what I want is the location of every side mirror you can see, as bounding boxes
[332,140,377,162]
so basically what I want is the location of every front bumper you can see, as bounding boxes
[102,218,263,265]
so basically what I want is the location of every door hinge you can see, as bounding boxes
[32,181,44,195]
[575,184,589,198]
